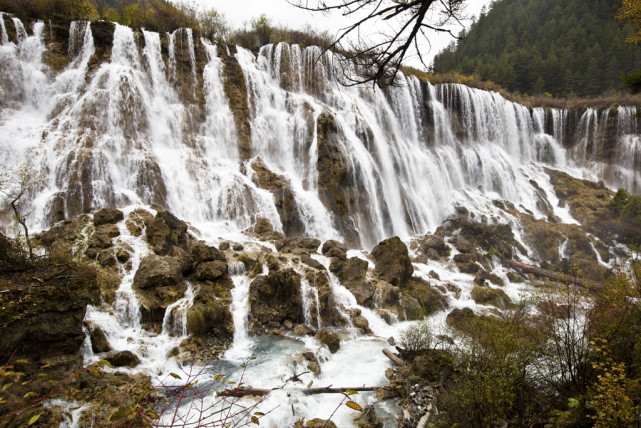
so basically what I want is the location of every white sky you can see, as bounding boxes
[190,0,494,66]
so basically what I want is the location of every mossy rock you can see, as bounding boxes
[470,286,512,309]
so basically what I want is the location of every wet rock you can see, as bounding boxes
[457,262,480,274]
[133,255,182,289]
[193,260,228,281]
[277,237,321,254]
[85,322,112,354]
[470,285,512,309]
[316,111,364,248]
[340,257,368,283]
[315,328,340,353]
[426,248,441,260]
[220,46,252,161]
[249,269,303,331]
[90,233,113,249]
[352,315,371,334]
[251,158,305,236]
[446,308,477,333]
[355,405,383,428]
[455,236,474,253]
[307,360,321,376]
[116,245,132,263]
[418,231,450,258]
[126,208,153,237]
[232,243,244,251]
[93,208,124,227]
[105,350,140,368]
[453,253,477,264]
[445,283,461,299]
[188,240,224,266]
[428,270,440,280]
[146,210,189,255]
[388,336,396,346]
[97,249,117,268]
[305,419,337,428]
[301,253,325,270]
[219,241,230,250]
[0,264,99,377]
[372,237,413,286]
[293,324,314,336]
[254,217,274,234]
[96,223,120,238]
[474,270,504,287]
[322,240,348,255]
[507,271,523,283]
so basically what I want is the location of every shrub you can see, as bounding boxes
[398,320,433,353]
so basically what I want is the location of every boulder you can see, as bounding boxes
[126,208,154,237]
[293,324,314,336]
[146,210,189,255]
[315,328,341,353]
[446,308,477,333]
[249,269,303,330]
[372,237,413,286]
[340,257,368,283]
[322,240,348,255]
[93,208,124,226]
[277,237,321,254]
[96,223,120,238]
[470,286,512,309]
[90,233,113,249]
[105,350,140,368]
[193,260,228,281]
[85,322,111,354]
[254,217,273,235]
[133,255,182,289]
[189,241,225,267]
[352,315,371,334]
[301,253,325,270]
[97,250,117,268]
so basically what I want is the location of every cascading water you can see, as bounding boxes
[2,16,641,427]
[224,262,256,361]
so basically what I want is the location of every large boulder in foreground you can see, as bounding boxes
[372,236,413,286]
[249,269,303,331]
[133,255,182,289]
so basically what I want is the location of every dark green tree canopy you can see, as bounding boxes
[433,0,641,97]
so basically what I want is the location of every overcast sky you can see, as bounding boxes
[189,0,494,66]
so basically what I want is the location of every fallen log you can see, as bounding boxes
[382,348,405,366]
[508,260,602,290]
[217,386,390,398]
[508,260,561,281]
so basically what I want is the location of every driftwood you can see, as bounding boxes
[508,260,602,290]
[508,260,561,281]
[217,386,389,398]
[382,348,405,366]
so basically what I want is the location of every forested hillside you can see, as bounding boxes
[433,0,641,97]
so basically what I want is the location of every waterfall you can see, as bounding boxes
[0,12,8,44]
[0,20,640,244]
[162,282,196,337]
[224,262,255,361]
[301,278,322,328]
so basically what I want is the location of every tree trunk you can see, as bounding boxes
[217,386,390,398]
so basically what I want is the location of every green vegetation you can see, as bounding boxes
[429,264,641,426]
[609,188,641,225]
[433,0,641,97]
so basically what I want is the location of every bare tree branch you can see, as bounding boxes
[287,0,467,87]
